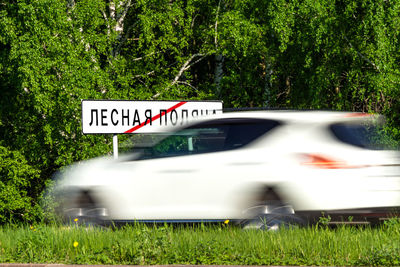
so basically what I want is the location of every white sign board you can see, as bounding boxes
[82,100,223,134]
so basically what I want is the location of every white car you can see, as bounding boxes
[55,111,400,228]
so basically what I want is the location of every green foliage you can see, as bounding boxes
[357,245,400,266]
[267,0,400,115]
[0,222,400,265]
[0,146,42,224]
[317,213,332,228]
[1,0,400,224]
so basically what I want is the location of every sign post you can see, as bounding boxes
[81,100,223,158]
[113,134,118,159]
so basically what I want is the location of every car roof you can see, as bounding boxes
[200,110,381,124]
[154,110,382,134]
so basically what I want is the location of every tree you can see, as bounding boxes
[0,146,41,224]
[1,0,400,223]
[265,0,400,114]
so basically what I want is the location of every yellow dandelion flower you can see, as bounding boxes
[224,219,229,224]
[74,218,78,222]
[30,225,34,230]
[73,241,79,248]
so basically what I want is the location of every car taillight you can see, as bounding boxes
[343,113,372,118]
[301,154,350,169]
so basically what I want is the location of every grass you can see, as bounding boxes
[0,220,399,266]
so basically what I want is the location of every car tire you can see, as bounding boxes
[242,202,305,231]
[63,191,108,227]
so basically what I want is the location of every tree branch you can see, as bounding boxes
[134,70,155,78]
[345,36,380,71]
[116,0,132,31]
[112,23,136,57]
[132,51,160,61]
[171,53,205,86]
[152,53,207,99]
[102,1,134,59]
[109,0,116,20]
[67,0,75,10]
[101,10,111,37]
[177,81,198,91]
[215,0,221,49]
[109,0,132,33]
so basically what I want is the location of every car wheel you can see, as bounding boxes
[242,202,305,231]
[63,191,108,226]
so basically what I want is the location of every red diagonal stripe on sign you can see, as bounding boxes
[124,101,188,133]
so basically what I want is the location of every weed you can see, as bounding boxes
[317,212,331,227]
[0,222,399,266]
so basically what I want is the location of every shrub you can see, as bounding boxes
[0,145,42,224]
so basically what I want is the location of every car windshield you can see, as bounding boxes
[330,123,399,150]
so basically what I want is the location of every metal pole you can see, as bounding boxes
[113,134,118,159]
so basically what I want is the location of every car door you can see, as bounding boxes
[118,118,281,221]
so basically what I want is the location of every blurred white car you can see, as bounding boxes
[55,111,400,228]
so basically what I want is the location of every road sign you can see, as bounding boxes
[82,100,223,134]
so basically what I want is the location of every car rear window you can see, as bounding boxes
[330,123,398,150]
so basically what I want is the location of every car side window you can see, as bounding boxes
[329,122,398,150]
[138,118,280,160]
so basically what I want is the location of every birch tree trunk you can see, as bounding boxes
[214,0,224,98]
[214,54,224,97]
[264,58,273,107]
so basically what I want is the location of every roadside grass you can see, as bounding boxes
[0,220,399,266]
